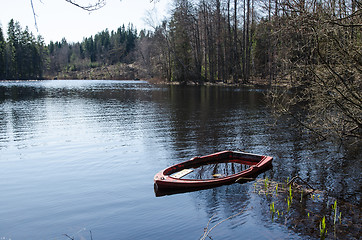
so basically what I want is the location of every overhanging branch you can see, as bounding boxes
[64,0,107,11]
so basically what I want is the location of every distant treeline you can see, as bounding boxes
[0,21,138,80]
[46,24,138,76]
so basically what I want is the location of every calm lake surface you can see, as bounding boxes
[0,80,360,239]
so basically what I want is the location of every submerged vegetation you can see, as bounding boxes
[254,177,361,240]
[201,176,360,240]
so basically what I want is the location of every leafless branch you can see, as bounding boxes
[327,21,362,27]
[64,0,107,12]
[30,0,108,30]
[30,0,38,31]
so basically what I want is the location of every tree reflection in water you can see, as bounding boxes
[184,162,250,180]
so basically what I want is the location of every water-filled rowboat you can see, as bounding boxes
[154,150,273,190]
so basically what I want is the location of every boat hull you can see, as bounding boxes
[154,150,273,190]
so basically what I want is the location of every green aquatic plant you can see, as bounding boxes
[264,177,269,189]
[319,216,327,240]
[275,183,278,195]
[270,202,276,221]
[264,177,270,196]
[270,202,275,213]
[287,198,291,213]
[289,185,293,202]
[332,200,338,225]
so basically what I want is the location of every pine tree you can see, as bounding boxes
[0,25,5,79]
[6,19,18,79]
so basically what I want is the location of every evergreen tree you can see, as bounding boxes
[4,19,44,79]
[84,36,96,62]
[6,19,19,79]
[0,25,5,79]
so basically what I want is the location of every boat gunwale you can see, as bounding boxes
[166,159,257,182]
[154,151,273,188]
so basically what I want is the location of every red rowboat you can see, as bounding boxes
[154,150,273,191]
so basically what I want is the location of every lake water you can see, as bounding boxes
[0,80,360,239]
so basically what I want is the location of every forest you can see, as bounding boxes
[0,0,360,83]
[0,0,361,143]
[0,20,138,80]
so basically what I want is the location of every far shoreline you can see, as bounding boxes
[0,77,292,88]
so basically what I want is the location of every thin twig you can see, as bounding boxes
[65,0,107,12]
[288,176,315,191]
[63,234,75,240]
[235,177,255,182]
[203,213,217,235]
[30,0,38,31]
[200,206,248,240]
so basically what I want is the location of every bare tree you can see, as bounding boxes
[268,0,362,144]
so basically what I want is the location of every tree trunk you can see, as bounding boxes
[216,0,224,82]
[245,0,251,83]
[233,0,239,83]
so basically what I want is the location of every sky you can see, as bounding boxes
[0,0,171,43]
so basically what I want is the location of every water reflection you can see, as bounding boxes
[164,86,271,160]
[0,80,359,240]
